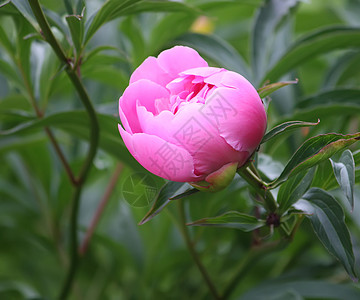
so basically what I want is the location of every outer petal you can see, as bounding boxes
[136,102,249,177]
[118,124,199,182]
[202,86,266,153]
[157,46,208,79]
[129,56,172,86]
[119,79,170,133]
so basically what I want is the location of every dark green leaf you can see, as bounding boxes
[270,132,360,188]
[65,14,84,54]
[257,79,298,98]
[330,150,355,210]
[264,27,360,83]
[187,211,265,232]
[261,120,319,144]
[169,188,199,200]
[84,0,196,46]
[278,168,315,214]
[139,181,188,225]
[297,188,357,281]
[252,0,300,79]
[296,89,360,110]
[175,33,250,78]
[240,280,360,300]
[0,110,142,171]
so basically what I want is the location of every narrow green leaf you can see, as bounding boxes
[84,0,196,46]
[264,27,360,83]
[261,120,319,144]
[0,110,142,171]
[257,79,298,98]
[330,150,355,210]
[297,89,360,110]
[312,160,338,191]
[241,280,360,300]
[169,188,199,200]
[297,188,357,281]
[252,0,300,79]
[187,211,265,232]
[270,132,360,188]
[278,168,315,214]
[175,33,250,78]
[139,181,188,225]
[10,0,38,29]
[65,14,84,54]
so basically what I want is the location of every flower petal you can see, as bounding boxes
[157,46,208,78]
[118,124,199,182]
[201,87,266,153]
[119,79,170,133]
[129,56,172,86]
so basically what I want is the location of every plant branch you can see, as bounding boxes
[28,1,100,299]
[237,166,277,213]
[79,163,123,255]
[177,200,221,300]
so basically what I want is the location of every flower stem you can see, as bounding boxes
[28,1,100,299]
[237,166,277,213]
[79,163,123,255]
[177,200,222,300]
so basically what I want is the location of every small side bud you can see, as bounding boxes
[189,162,238,192]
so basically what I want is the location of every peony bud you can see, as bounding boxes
[118,46,267,184]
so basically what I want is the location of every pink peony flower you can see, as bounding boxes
[118,46,267,184]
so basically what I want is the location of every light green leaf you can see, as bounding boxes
[139,181,189,225]
[270,132,360,188]
[264,27,360,83]
[187,211,265,232]
[330,150,355,210]
[297,188,357,281]
[261,120,319,144]
[257,79,298,99]
[278,168,315,214]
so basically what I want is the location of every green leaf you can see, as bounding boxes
[0,110,142,171]
[278,168,315,214]
[169,187,199,200]
[84,0,196,46]
[257,79,298,98]
[252,0,300,79]
[139,181,189,225]
[330,150,355,210]
[296,89,360,110]
[65,13,84,54]
[187,211,265,232]
[261,120,319,144]
[264,27,360,83]
[175,33,250,78]
[270,132,360,188]
[312,159,338,191]
[10,0,38,30]
[297,188,357,281]
[240,280,360,300]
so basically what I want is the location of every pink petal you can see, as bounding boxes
[119,79,170,133]
[129,56,172,86]
[157,46,208,79]
[180,67,223,78]
[118,124,199,182]
[136,102,250,177]
[201,87,266,154]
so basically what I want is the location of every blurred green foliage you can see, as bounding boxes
[0,0,360,299]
